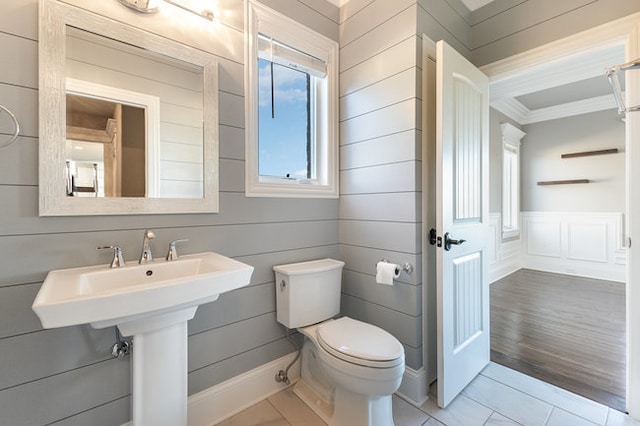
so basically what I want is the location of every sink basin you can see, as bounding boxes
[33,252,254,329]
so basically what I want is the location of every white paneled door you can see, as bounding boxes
[435,40,490,408]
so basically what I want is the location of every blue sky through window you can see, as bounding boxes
[258,58,310,179]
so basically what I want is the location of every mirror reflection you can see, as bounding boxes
[65,26,205,199]
[66,95,146,197]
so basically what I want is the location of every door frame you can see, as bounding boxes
[477,13,640,418]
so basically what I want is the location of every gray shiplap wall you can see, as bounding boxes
[0,0,339,424]
[470,0,640,66]
[337,0,471,373]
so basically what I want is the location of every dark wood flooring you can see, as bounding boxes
[490,269,626,411]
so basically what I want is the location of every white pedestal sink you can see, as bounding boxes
[32,252,254,426]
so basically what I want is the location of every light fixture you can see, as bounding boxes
[116,0,215,21]
[117,0,159,14]
[164,0,215,21]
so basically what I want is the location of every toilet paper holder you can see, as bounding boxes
[377,259,413,275]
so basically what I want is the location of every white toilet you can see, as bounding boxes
[273,258,405,426]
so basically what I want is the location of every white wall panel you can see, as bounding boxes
[521,211,625,281]
[488,213,521,283]
[526,219,561,258]
[567,222,608,263]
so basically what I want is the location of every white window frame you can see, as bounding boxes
[501,123,526,239]
[245,0,339,198]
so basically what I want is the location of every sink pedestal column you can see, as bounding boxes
[118,307,198,426]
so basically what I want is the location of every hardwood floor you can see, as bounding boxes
[490,269,626,411]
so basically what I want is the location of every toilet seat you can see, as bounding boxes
[316,317,404,368]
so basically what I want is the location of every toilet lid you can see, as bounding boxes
[317,317,404,368]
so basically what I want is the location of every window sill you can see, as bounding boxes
[246,180,338,199]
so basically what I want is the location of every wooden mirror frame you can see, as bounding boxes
[39,0,219,215]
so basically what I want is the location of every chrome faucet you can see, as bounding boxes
[98,246,126,268]
[139,229,156,264]
[166,239,189,261]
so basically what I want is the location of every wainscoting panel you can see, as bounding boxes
[488,213,521,283]
[567,222,608,263]
[521,212,626,282]
[526,219,561,258]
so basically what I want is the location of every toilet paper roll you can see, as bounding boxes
[376,261,400,285]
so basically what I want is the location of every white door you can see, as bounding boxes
[435,40,490,408]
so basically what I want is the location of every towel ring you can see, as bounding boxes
[0,104,20,149]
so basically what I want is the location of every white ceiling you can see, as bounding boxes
[487,43,624,125]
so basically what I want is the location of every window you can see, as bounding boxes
[245,1,339,198]
[501,123,526,239]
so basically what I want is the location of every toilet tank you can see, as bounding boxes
[273,258,345,329]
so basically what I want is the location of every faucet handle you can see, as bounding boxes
[166,239,189,261]
[98,246,126,268]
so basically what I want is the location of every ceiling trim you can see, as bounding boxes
[488,45,624,101]
[491,97,528,124]
[492,94,619,125]
[526,94,618,124]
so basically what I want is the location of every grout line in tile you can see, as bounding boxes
[480,365,609,425]
[265,398,294,426]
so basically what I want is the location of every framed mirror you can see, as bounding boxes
[39,0,219,215]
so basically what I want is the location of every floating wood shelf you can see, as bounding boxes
[561,149,618,159]
[537,179,590,186]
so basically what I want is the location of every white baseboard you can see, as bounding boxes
[119,352,300,426]
[188,353,301,426]
[120,354,428,425]
[396,367,429,407]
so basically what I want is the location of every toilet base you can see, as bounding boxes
[293,378,395,426]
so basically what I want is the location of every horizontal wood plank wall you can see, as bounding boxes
[521,211,626,282]
[470,0,640,67]
[0,1,339,424]
[338,0,471,372]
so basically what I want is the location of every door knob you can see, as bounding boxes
[444,232,466,251]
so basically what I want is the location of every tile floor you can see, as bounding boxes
[216,362,640,426]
